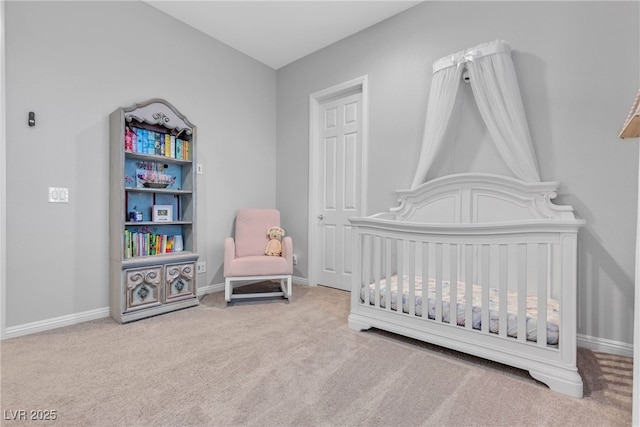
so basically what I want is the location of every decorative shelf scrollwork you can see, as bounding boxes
[152,112,171,125]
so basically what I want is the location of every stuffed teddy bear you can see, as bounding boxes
[265,226,285,256]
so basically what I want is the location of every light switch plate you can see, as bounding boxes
[48,187,69,203]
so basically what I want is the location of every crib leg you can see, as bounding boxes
[529,370,584,398]
[348,314,372,331]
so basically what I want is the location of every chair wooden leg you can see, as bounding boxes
[225,278,232,302]
[226,275,291,302]
[280,276,291,299]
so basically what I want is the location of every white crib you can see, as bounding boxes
[348,173,585,398]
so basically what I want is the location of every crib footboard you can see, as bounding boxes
[348,216,584,398]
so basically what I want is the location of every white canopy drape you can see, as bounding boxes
[411,40,540,189]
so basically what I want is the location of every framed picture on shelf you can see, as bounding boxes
[152,205,173,222]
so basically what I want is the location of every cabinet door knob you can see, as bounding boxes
[318,214,324,220]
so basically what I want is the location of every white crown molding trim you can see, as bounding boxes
[4,307,110,340]
[577,333,633,358]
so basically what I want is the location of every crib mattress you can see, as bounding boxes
[360,275,559,345]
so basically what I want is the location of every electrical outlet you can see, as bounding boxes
[196,261,206,273]
[292,254,298,265]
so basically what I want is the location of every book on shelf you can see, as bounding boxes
[164,134,171,157]
[154,132,161,156]
[176,139,183,160]
[124,127,190,161]
[124,229,183,257]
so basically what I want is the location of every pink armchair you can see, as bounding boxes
[224,208,293,302]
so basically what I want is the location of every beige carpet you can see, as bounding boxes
[0,283,633,426]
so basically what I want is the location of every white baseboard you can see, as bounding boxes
[578,333,634,358]
[4,307,110,340]
[8,288,628,360]
[197,282,225,296]
[293,275,309,286]
[3,281,229,339]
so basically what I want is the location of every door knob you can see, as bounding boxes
[317,214,324,220]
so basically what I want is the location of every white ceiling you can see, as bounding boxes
[145,1,423,69]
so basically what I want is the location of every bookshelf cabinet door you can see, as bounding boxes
[165,262,196,302]
[125,266,163,312]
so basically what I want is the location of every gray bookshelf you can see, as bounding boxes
[109,99,198,323]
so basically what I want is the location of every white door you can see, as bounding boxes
[312,91,363,291]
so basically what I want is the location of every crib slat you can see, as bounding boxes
[385,237,392,312]
[465,244,474,330]
[396,239,403,313]
[517,244,527,342]
[362,234,371,306]
[449,243,457,325]
[374,236,381,308]
[481,245,490,334]
[498,244,508,338]
[422,242,429,319]
[435,243,443,322]
[408,240,416,317]
[537,244,548,347]
[549,243,557,299]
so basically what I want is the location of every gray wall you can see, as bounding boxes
[4,0,639,347]
[276,1,640,345]
[5,1,276,326]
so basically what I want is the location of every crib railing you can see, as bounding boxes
[352,219,580,349]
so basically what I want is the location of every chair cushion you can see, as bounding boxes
[225,255,292,277]
[235,208,281,258]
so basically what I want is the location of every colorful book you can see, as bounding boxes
[136,129,144,153]
[176,139,183,160]
[155,132,162,156]
[131,129,138,153]
[164,134,171,157]
[125,128,133,151]
[147,131,155,155]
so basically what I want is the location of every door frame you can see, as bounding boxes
[308,75,368,289]
[1,0,7,339]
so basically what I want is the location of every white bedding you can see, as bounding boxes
[360,275,559,345]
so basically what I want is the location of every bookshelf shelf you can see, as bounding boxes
[125,151,193,166]
[110,99,199,323]
[121,252,197,268]
[124,221,193,226]
[125,188,192,195]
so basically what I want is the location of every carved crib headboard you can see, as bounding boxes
[389,173,578,224]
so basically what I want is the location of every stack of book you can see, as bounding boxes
[124,230,178,258]
[125,126,190,160]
